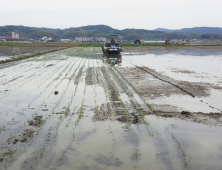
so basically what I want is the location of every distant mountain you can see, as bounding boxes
[154,28,173,32]
[0,25,222,40]
[79,25,118,33]
[154,27,222,34]
[0,25,162,40]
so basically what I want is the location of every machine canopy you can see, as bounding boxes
[107,34,119,37]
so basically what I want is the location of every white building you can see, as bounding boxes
[95,37,106,42]
[12,32,16,38]
[75,37,93,42]
[60,39,71,42]
[75,37,106,42]
[42,36,48,41]
[12,32,20,39]
[15,33,19,39]
[39,37,52,42]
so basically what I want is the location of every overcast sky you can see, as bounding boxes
[1,0,222,30]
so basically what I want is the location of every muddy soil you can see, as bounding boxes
[28,116,44,127]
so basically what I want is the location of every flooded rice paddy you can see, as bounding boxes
[0,47,222,170]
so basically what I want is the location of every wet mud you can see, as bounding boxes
[28,116,44,127]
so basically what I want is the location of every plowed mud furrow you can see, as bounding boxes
[74,66,84,85]
[108,65,152,114]
[101,67,120,116]
[86,67,93,85]
[104,66,138,115]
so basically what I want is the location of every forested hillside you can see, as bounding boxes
[1,25,222,40]
[155,27,222,34]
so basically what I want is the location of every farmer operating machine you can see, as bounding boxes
[102,34,122,54]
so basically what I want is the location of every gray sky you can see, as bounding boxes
[1,0,222,30]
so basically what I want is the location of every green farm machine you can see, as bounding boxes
[102,34,122,54]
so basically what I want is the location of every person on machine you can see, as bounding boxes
[111,38,115,45]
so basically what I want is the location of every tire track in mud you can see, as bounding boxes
[101,67,123,117]
[92,57,113,121]
[104,66,139,117]
[106,63,152,114]
[123,58,195,98]
[91,53,114,120]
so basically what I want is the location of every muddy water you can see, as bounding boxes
[0,47,222,170]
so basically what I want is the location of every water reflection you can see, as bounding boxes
[102,54,122,66]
